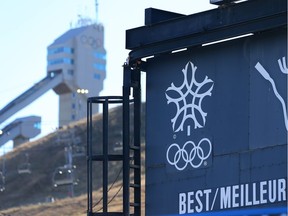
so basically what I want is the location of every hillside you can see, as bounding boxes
[0,180,145,216]
[0,104,145,214]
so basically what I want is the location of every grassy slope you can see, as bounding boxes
[0,104,145,215]
[1,178,146,216]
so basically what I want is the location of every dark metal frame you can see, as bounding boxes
[87,0,287,215]
[87,96,123,216]
[126,0,287,62]
[87,63,141,216]
[123,63,142,216]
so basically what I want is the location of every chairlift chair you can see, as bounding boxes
[18,162,32,174]
[52,166,77,187]
[18,153,32,174]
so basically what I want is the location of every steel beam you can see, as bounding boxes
[145,8,185,26]
[126,0,287,62]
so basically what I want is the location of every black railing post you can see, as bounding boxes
[103,99,109,213]
[87,63,142,215]
[87,99,93,216]
[123,64,131,215]
[133,68,141,216]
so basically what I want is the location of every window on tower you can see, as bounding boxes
[93,63,106,71]
[94,52,106,60]
[48,58,74,65]
[47,47,74,55]
[93,73,101,80]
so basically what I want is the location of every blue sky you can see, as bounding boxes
[0,0,215,152]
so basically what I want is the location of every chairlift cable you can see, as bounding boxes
[92,166,123,210]
[95,184,123,213]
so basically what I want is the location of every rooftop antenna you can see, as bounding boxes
[95,0,99,23]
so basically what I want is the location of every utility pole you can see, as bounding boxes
[65,145,74,197]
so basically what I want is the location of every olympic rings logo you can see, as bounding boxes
[80,35,102,49]
[166,138,212,171]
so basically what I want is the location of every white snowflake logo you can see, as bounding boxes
[165,61,214,134]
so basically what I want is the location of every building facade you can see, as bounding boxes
[47,24,106,126]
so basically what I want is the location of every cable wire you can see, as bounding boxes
[95,184,123,212]
[92,166,123,210]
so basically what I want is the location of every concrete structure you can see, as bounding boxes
[0,116,41,148]
[47,23,106,126]
[0,23,106,147]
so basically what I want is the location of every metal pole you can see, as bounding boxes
[133,68,141,215]
[123,64,131,215]
[103,99,109,213]
[87,99,93,215]
[68,146,74,197]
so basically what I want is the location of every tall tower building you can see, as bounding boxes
[47,24,106,126]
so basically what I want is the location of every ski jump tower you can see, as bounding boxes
[47,23,106,126]
[0,22,106,147]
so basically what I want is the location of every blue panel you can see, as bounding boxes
[145,28,287,215]
[166,207,287,216]
[249,30,287,148]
